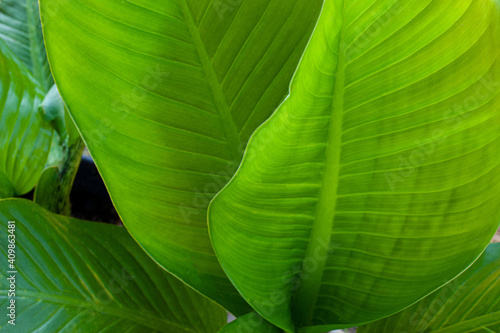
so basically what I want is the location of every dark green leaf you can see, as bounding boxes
[220,313,282,333]
[0,199,226,332]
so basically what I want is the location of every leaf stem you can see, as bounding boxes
[35,136,85,215]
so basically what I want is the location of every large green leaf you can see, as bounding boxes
[39,0,322,314]
[358,243,500,333]
[0,39,53,197]
[0,0,53,91]
[0,199,226,332]
[209,0,500,331]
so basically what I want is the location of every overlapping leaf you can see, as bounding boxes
[0,0,53,90]
[209,0,500,331]
[358,243,500,333]
[0,40,53,197]
[39,0,322,314]
[0,199,226,332]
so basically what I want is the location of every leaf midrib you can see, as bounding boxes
[178,0,243,163]
[0,290,196,333]
[293,1,348,327]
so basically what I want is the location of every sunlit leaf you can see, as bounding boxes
[40,0,323,314]
[209,1,500,331]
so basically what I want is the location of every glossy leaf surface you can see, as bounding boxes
[40,0,322,313]
[0,199,226,332]
[358,243,500,333]
[0,40,53,197]
[209,1,500,331]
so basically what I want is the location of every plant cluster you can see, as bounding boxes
[1,0,500,332]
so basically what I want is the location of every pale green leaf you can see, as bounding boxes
[38,84,68,141]
[38,84,81,146]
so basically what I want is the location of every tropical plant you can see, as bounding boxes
[0,0,499,332]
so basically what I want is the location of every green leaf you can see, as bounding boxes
[0,39,53,197]
[38,84,68,141]
[45,133,64,168]
[39,0,322,314]
[209,0,500,331]
[0,170,14,198]
[219,313,282,333]
[34,165,60,206]
[0,0,53,91]
[358,243,500,333]
[39,84,82,146]
[34,136,85,215]
[36,84,85,215]
[0,199,226,332]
